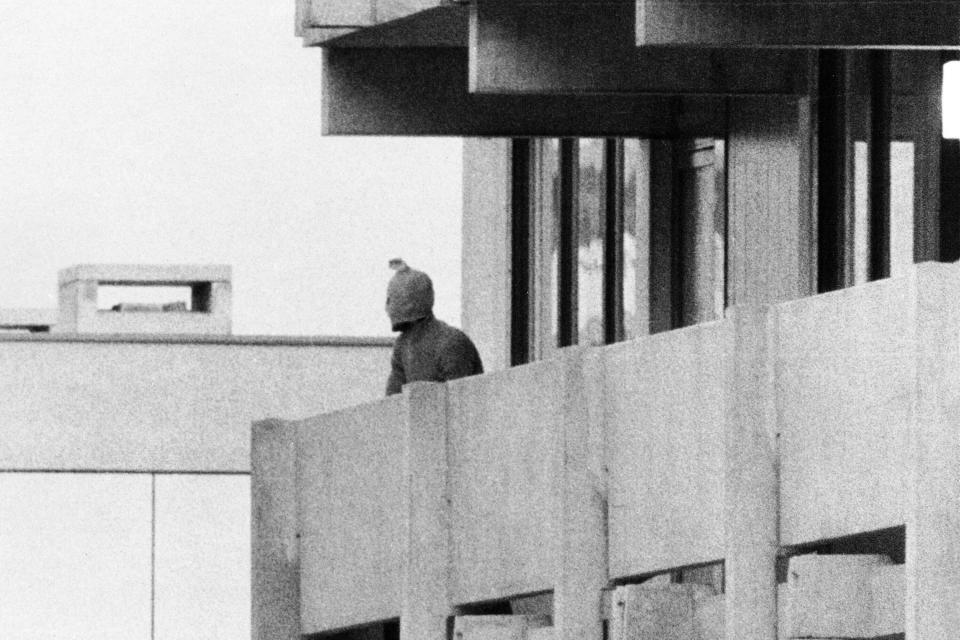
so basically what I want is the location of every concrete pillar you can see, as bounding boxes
[462,138,511,373]
[401,382,451,640]
[251,418,300,640]
[727,96,814,307]
[724,305,779,640]
[554,347,607,640]
[906,262,960,640]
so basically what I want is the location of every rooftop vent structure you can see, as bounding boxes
[55,264,232,335]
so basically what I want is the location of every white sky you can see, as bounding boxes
[0,0,463,336]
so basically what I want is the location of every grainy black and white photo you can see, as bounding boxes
[2,1,959,639]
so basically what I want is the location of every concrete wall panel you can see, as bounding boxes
[606,321,728,579]
[778,277,913,545]
[0,337,391,472]
[297,397,406,633]
[447,359,565,604]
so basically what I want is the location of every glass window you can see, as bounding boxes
[0,473,152,640]
[622,139,646,340]
[513,135,727,359]
[944,60,960,139]
[577,138,605,346]
[154,474,251,640]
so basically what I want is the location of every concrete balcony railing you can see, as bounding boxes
[253,261,960,640]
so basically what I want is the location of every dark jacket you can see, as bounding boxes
[386,314,484,395]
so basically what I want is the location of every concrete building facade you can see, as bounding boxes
[252,2,960,640]
[0,265,392,639]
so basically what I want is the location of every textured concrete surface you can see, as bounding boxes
[0,338,390,472]
[297,396,406,634]
[606,320,727,578]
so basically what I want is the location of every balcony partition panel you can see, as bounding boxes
[606,320,729,579]
[297,396,406,634]
[778,276,914,546]
[446,359,566,604]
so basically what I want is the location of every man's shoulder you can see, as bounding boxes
[430,318,473,342]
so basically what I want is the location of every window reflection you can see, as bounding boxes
[577,138,605,346]
[518,136,728,355]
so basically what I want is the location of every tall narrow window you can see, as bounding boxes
[511,139,533,366]
[942,58,960,261]
[818,50,950,288]
[512,136,727,362]
[817,49,850,292]
[578,138,606,346]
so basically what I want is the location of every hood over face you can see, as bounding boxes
[386,258,434,331]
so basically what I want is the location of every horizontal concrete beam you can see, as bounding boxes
[305,6,467,47]
[472,0,810,95]
[298,0,442,30]
[58,263,231,285]
[323,47,804,136]
[636,0,960,49]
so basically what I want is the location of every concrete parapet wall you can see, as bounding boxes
[256,262,960,640]
[778,276,914,544]
[447,359,566,602]
[298,397,406,633]
[606,320,728,578]
[0,336,391,472]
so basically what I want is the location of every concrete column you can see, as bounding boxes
[724,305,779,640]
[462,138,511,373]
[401,382,451,640]
[554,347,607,640]
[251,418,300,640]
[727,96,814,307]
[906,262,960,640]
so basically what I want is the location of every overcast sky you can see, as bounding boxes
[0,0,463,337]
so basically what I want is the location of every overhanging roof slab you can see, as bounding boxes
[297,0,449,45]
[322,47,803,137]
[636,0,960,49]
[472,0,810,95]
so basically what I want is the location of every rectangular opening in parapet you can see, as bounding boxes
[97,285,204,312]
[307,618,399,640]
[777,525,905,584]
[449,592,553,640]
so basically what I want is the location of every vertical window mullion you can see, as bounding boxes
[558,138,578,347]
[868,50,892,281]
[604,139,625,344]
[510,138,533,366]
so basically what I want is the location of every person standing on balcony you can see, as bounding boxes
[385,258,483,395]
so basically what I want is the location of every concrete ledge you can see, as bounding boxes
[0,332,394,347]
[58,263,230,285]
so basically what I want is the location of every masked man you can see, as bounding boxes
[385,258,484,395]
